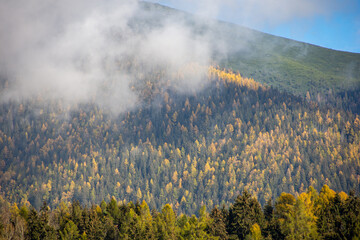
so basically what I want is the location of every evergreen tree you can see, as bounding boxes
[263,199,273,223]
[317,193,344,239]
[343,191,360,239]
[26,208,46,240]
[155,204,178,240]
[60,220,80,240]
[228,190,264,239]
[208,206,229,239]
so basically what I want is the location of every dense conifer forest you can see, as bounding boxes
[1,185,359,239]
[0,67,359,216]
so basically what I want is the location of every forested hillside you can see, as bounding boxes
[1,185,360,239]
[0,67,359,214]
[1,1,360,239]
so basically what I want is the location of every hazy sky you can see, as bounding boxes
[150,0,360,53]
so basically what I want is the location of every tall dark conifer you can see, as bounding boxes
[208,206,229,239]
[228,190,264,239]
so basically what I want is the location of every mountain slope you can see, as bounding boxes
[138,2,360,96]
[0,2,359,215]
[0,67,359,214]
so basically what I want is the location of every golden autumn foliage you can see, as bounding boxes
[0,64,359,216]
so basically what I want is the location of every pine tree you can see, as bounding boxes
[208,206,228,239]
[343,191,360,239]
[316,193,344,239]
[60,220,80,240]
[228,190,264,239]
[26,208,46,240]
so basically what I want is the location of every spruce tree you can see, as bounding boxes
[228,190,264,239]
[208,206,229,239]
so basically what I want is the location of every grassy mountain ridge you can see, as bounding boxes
[139,1,360,96]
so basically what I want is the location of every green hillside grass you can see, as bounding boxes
[139,2,360,96]
[221,35,360,95]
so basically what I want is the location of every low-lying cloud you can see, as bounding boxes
[0,0,211,114]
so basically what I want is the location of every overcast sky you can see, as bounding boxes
[149,0,360,53]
